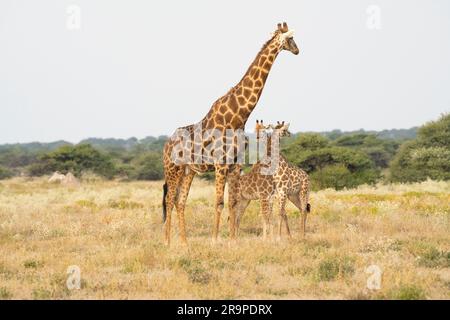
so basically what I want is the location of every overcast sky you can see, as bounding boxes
[1,0,449,144]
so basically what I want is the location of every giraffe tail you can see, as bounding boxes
[162,183,168,223]
[306,203,311,213]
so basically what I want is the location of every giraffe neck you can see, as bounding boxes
[258,132,281,159]
[202,35,283,129]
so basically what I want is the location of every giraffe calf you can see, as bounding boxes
[236,121,311,239]
[236,162,276,239]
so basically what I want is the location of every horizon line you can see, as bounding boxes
[0,126,419,146]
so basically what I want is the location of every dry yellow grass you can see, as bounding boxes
[0,177,449,299]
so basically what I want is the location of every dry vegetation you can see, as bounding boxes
[0,177,449,300]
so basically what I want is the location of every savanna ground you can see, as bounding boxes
[0,177,449,300]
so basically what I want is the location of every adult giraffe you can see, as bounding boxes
[162,22,299,245]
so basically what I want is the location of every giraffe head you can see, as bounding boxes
[271,121,291,137]
[273,22,299,55]
[255,120,270,138]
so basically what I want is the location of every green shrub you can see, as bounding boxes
[108,199,144,210]
[23,260,43,269]
[177,257,211,285]
[390,114,450,182]
[316,256,355,281]
[334,134,399,168]
[28,144,116,179]
[32,288,52,300]
[129,152,164,180]
[386,285,426,300]
[415,246,449,268]
[0,287,12,300]
[285,143,379,190]
[0,165,13,180]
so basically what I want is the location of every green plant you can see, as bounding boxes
[316,256,355,281]
[28,144,117,179]
[129,152,164,180]
[0,287,12,300]
[108,199,144,210]
[283,134,380,190]
[390,114,450,182]
[32,288,52,300]
[23,259,43,269]
[387,285,426,300]
[0,165,13,180]
[177,257,212,285]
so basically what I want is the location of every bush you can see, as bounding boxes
[384,285,426,300]
[292,133,329,150]
[0,287,12,300]
[390,114,450,182]
[316,256,355,281]
[334,134,399,168]
[128,152,164,180]
[283,135,380,190]
[311,164,353,190]
[0,165,13,180]
[28,144,116,179]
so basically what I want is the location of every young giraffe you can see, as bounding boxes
[162,23,300,245]
[235,120,276,239]
[236,120,311,238]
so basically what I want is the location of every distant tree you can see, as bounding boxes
[333,134,399,168]
[28,144,116,178]
[390,114,450,182]
[129,152,164,180]
[283,133,379,190]
[325,129,343,140]
[0,146,38,168]
[283,133,329,155]
[0,165,13,180]
[321,127,417,141]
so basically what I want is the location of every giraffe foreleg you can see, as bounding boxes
[277,191,291,240]
[236,199,250,236]
[213,166,227,242]
[260,199,272,240]
[227,165,241,240]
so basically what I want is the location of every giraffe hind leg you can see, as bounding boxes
[163,182,179,246]
[175,170,196,245]
[163,167,183,246]
[288,192,308,238]
[227,165,241,240]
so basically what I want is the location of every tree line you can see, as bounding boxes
[0,114,448,190]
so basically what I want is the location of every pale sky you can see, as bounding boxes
[1,0,449,144]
